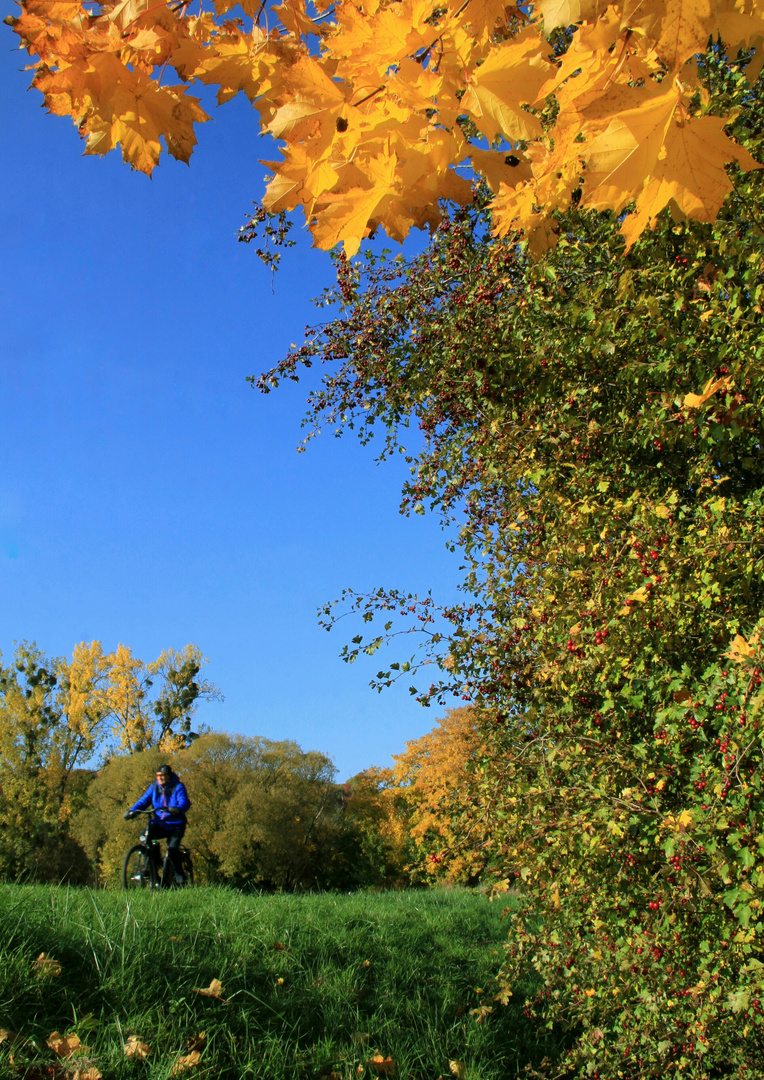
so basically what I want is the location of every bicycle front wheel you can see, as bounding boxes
[123,845,157,890]
[181,849,194,887]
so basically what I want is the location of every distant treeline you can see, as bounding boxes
[0,642,487,889]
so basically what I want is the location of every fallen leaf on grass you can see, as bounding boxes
[124,1036,151,1059]
[33,954,62,977]
[195,979,228,1002]
[449,1062,467,1080]
[0,1028,15,1044]
[171,1050,202,1074]
[71,1069,102,1080]
[47,1032,85,1059]
[186,1033,207,1053]
[468,1005,493,1023]
[368,1055,395,1075]
[272,941,291,952]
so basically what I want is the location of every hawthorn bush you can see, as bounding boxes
[258,53,764,1079]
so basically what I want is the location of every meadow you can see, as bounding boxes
[0,885,560,1079]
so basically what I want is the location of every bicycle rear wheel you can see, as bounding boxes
[181,848,194,887]
[123,844,158,889]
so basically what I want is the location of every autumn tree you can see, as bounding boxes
[258,46,764,1077]
[0,643,92,882]
[69,640,220,754]
[391,707,489,884]
[7,0,764,255]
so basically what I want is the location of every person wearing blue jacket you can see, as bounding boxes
[124,764,191,886]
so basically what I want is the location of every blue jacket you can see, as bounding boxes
[130,772,190,829]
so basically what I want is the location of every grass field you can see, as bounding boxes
[0,885,560,1079]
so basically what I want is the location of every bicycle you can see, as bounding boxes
[122,809,194,890]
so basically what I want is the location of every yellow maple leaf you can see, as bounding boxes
[312,149,400,255]
[195,978,228,1001]
[535,0,604,28]
[627,0,716,73]
[727,632,761,664]
[682,374,733,410]
[272,0,325,37]
[620,115,761,247]
[329,0,434,77]
[190,29,280,106]
[461,25,552,142]
[469,147,532,192]
[461,0,522,43]
[582,83,680,211]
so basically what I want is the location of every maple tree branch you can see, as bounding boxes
[351,85,385,109]
[413,0,471,67]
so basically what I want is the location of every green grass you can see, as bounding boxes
[0,885,558,1079]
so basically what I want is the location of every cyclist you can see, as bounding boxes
[124,764,191,887]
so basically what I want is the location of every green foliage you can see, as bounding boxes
[0,884,555,1080]
[74,732,392,890]
[257,51,764,1080]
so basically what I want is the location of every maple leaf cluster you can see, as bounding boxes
[8,0,764,253]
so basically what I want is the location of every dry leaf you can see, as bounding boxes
[186,1033,207,1052]
[449,1062,467,1079]
[172,1049,202,1074]
[34,953,62,977]
[47,1031,84,1058]
[72,1069,102,1080]
[0,1028,15,1045]
[195,978,228,1002]
[727,632,760,664]
[368,1055,396,1076]
[124,1035,151,1059]
[272,941,290,951]
[684,375,733,410]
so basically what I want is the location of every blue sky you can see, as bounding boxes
[0,22,462,780]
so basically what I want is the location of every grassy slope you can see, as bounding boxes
[0,885,558,1079]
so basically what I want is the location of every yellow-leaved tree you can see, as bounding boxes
[7,0,764,255]
[392,707,490,884]
[0,639,219,882]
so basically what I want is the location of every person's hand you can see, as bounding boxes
[123,810,136,821]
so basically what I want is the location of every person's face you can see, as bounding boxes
[156,772,167,786]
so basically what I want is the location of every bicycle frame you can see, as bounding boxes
[123,810,193,889]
